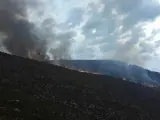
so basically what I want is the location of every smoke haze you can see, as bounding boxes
[0,0,160,72]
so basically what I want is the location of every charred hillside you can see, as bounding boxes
[0,52,160,120]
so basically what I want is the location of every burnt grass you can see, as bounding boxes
[0,52,160,120]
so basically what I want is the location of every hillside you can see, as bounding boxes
[0,52,160,120]
[54,60,160,87]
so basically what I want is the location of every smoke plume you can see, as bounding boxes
[0,0,71,61]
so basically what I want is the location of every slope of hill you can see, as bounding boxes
[0,52,160,119]
[55,60,160,87]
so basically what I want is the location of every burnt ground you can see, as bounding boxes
[0,52,160,120]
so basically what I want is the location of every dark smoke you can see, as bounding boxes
[0,0,39,58]
[0,0,71,61]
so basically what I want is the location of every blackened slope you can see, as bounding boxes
[0,52,159,119]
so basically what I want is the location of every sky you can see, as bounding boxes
[1,0,160,72]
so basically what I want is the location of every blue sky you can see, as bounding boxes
[25,0,160,71]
